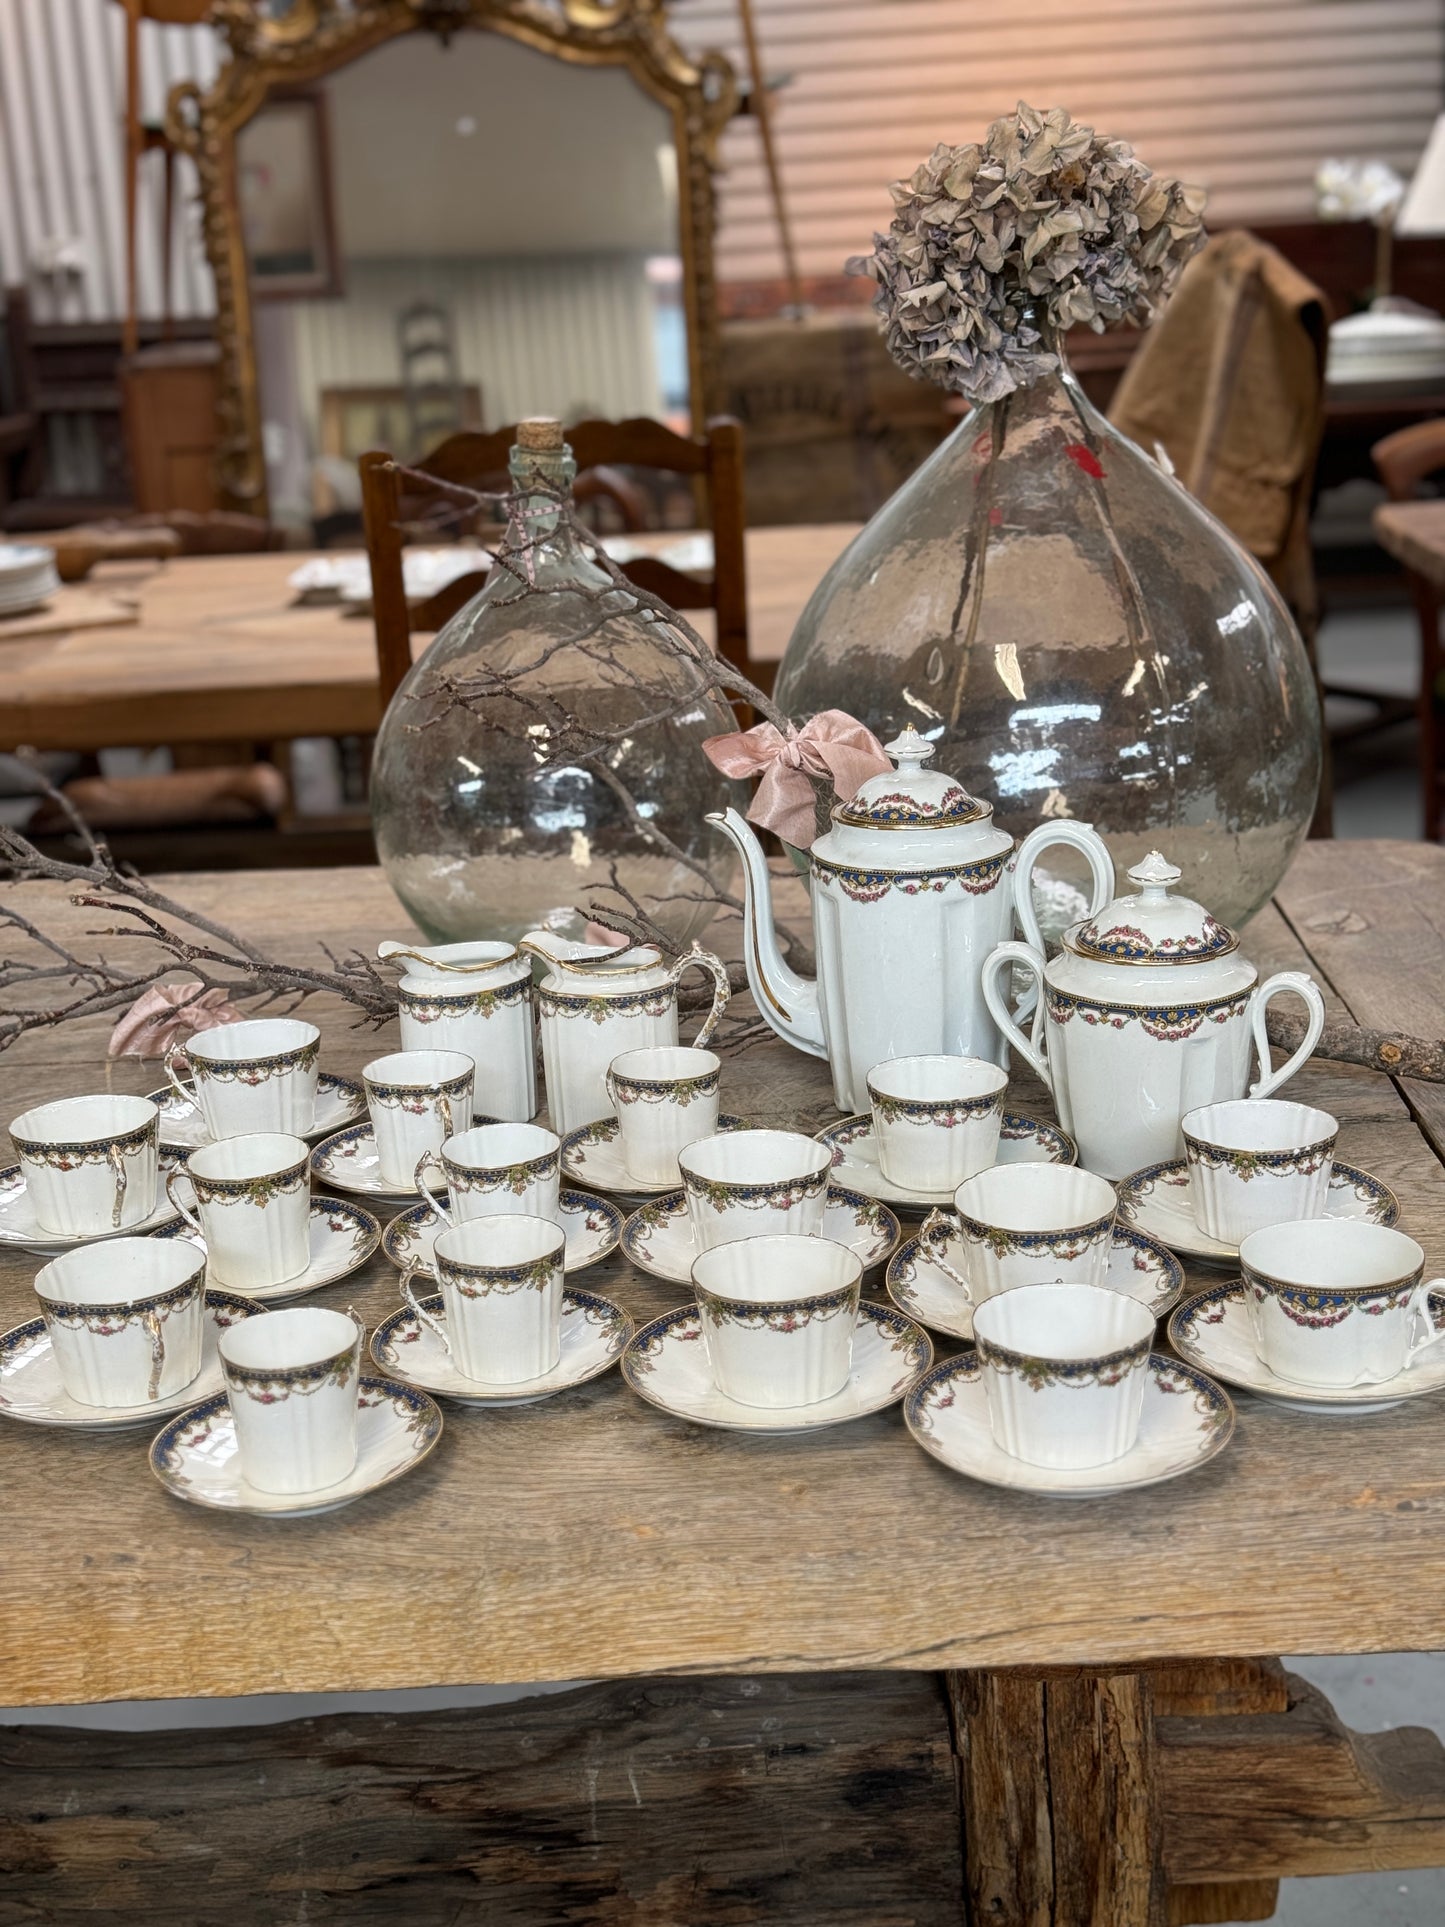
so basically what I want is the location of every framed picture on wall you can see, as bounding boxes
[236,92,342,299]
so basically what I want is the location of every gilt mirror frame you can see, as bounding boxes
[168,0,739,510]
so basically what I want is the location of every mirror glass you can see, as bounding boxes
[237,30,686,538]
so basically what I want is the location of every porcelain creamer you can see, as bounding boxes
[981,851,1326,1180]
[709,725,1115,1110]
[520,935,729,1137]
[380,939,535,1122]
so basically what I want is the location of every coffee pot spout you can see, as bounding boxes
[707,808,825,1059]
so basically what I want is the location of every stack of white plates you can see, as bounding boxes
[0,544,60,621]
[1327,308,1445,387]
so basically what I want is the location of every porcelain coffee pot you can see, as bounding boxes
[708,725,1115,1111]
[518,933,730,1136]
[981,851,1327,1180]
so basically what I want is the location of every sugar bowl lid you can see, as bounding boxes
[833,726,990,831]
[1063,851,1239,966]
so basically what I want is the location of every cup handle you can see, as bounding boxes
[107,1142,129,1229]
[401,1263,451,1355]
[165,1165,203,1236]
[1011,821,1116,957]
[438,1093,455,1143]
[1405,1278,1445,1366]
[981,940,1055,1096]
[163,1042,195,1108]
[1249,971,1327,1098]
[415,1152,454,1227]
[919,1208,973,1301]
[141,1307,166,1401]
[669,943,731,1047]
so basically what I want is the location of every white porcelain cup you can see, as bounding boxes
[405,1214,566,1385]
[218,1304,364,1493]
[1239,1220,1445,1389]
[10,1094,160,1237]
[921,1164,1117,1303]
[972,1283,1155,1469]
[677,1129,831,1253]
[866,1054,1008,1192]
[168,1132,311,1290]
[363,1050,475,1190]
[165,1018,320,1139]
[606,1046,722,1185]
[34,1237,207,1407]
[1182,1098,1337,1244]
[417,1122,561,1228]
[692,1235,862,1409]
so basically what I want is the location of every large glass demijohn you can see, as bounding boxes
[370,421,742,947]
[776,106,1321,930]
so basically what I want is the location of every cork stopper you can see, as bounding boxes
[515,417,564,452]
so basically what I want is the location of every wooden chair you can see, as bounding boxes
[359,415,757,710]
[1372,419,1445,840]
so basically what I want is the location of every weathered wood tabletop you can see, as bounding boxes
[4,839,1445,1926]
[1,838,1442,1713]
[0,525,856,753]
[1374,497,1445,588]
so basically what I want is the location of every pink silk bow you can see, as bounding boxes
[108,982,247,1060]
[702,710,892,848]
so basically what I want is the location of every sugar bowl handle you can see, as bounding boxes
[1248,971,1327,1099]
[981,942,1055,1096]
[669,943,731,1048]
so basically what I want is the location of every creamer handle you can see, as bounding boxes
[670,944,731,1047]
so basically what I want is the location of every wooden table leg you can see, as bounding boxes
[947,1660,1287,1927]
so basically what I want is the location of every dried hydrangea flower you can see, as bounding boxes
[849,103,1207,403]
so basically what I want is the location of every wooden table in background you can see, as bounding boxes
[0,526,858,754]
[2,842,1445,1925]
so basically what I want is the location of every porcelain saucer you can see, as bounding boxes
[560,1113,750,1197]
[371,1287,633,1406]
[886,1221,1183,1341]
[148,1071,365,1149]
[1116,1157,1397,1265]
[150,1374,443,1516]
[621,1300,931,1434]
[0,1149,190,1255]
[152,1194,380,1302]
[906,1350,1234,1496]
[1168,1281,1445,1414]
[381,1188,623,1276]
[814,1110,1076,1208]
[620,1184,901,1285]
[0,1288,264,1431]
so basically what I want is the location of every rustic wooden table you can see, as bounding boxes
[2,841,1444,1925]
[0,526,857,754]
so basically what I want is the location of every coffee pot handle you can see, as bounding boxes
[981,942,1055,1097]
[668,943,731,1048]
[1249,971,1327,1098]
[1012,821,1115,956]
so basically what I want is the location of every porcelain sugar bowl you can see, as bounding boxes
[981,852,1326,1179]
[709,724,1115,1110]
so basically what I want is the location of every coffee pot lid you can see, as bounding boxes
[833,725,990,831]
[1063,851,1239,966]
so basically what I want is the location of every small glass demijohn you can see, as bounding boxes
[370,419,741,946]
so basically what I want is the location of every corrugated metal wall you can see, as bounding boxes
[1,1,1440,312]
[0,0,218,322]
[681,0,1445,283]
